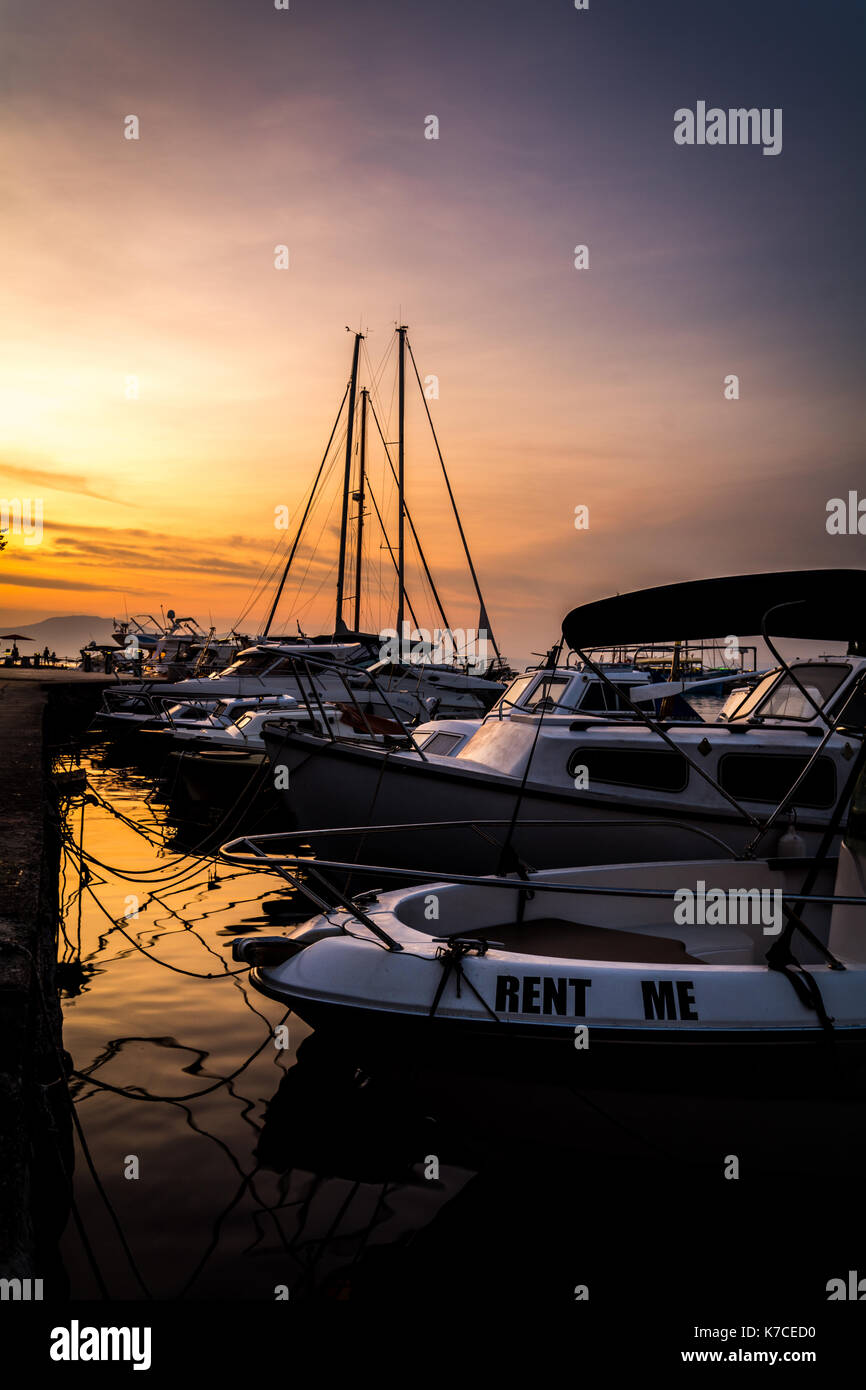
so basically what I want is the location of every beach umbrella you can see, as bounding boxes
[1,633,33,641]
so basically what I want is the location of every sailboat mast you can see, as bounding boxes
[396,323,407,651]
[353,388,369,632]
[335,330,363,634]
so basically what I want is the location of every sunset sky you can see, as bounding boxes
[1,0,864,663]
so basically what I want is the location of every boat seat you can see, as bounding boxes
[472,917,754,964]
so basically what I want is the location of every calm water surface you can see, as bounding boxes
[54,733,866,1307]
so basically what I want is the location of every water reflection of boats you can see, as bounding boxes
[241,1035,474,1300]
[54,649,866,1313]
[253,1031,866,1306]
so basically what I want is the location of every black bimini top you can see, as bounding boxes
[561,570,866,653]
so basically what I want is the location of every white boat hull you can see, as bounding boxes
[233,854,866,1093]
[262,728,837,870]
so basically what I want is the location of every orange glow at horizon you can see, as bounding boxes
[1,3,863,664]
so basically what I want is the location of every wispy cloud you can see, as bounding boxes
[0,459,123,504]
[1,572,118,593]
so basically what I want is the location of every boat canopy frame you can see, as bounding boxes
[561,570,866,653]
[558,615,866,864]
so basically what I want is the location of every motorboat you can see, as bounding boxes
[260,570,866,874]
[111,609,245,677]
[155,694,418,817]
[94,641,376,726]
[92,690,300,742]
[226,723,866,1092]
[94,640,506,744]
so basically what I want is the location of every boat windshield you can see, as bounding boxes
[489,673,585,714]
[167,702,216,719]
[366,662,417,680]
[577,680,643,713]
[219,651,283,677]
[523,675,580,710]
[731,663,851,722]
[489,675,534,713]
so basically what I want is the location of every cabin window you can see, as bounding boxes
[490,676,534,713]
[523,676,573,710]
[734,663,851,722]
[578,683,637,713]
[370,662,413,680]
[717,753,836,808]
[418,732,463,756]
[829,675,866,727]
[567,747,689,792]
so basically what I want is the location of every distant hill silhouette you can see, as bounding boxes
[3,614,115,659]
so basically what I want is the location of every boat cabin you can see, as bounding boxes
[214,642,374,681]
[487,664,655,719]
[719,658,866,728]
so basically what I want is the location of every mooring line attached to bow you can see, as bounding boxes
[428,938,502,1024]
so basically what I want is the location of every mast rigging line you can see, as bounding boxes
[405,334,501,660]
[367,394,451,634]
[262,378,352,638]
[232,535,291,635]
[256,328,500,646]
[361,335,397,425]
[245,442,346,637]
[280,452,349,625]
[268,413,351,632]
[364,472,421,631]
[234,430,351,636]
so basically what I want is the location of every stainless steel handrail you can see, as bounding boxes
[219,840,859,908]
[220,814,740,861]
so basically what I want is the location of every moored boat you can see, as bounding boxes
[226,732,866,1093]
[260,569,866,873]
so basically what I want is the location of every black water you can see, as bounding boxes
[52,737,866,1320]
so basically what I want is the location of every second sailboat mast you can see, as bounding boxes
[335,329,363,633]
[396,323,407,648]
[353,387,369,633]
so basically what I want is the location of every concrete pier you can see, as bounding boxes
[0,672,119,1285]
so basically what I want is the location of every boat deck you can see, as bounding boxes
[471,917,702,963]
